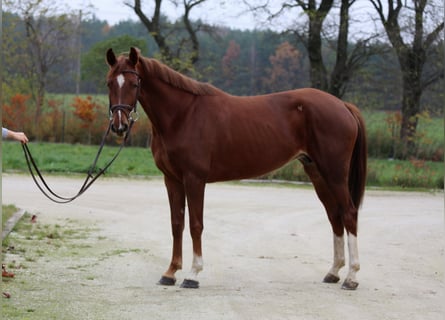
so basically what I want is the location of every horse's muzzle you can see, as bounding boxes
[111,121,128,136]
[110,105,132,136]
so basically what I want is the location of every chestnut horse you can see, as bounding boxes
[106,47,367,290]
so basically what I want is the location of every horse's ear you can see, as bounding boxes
[106,48,117,67]
[129,47,140,66]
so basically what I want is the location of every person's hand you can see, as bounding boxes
[10,131,29,144]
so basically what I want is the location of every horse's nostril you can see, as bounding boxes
[111,123,128,137]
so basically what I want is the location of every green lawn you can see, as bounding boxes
[2,141,161,176]
[2,141,443,189]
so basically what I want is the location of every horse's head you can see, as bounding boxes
[106,47,141,136]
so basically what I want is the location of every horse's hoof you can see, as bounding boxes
[180,279,199,289]
[157,276,176,286]
[341,279,359,290]
[323,273,340,284]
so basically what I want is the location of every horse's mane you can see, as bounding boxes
[140,57,218,96]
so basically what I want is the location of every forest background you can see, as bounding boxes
[1,0,444,188]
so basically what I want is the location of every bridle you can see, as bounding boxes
[22,70,142,204]
[109,70,141,124]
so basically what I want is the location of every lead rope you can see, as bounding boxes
[22,119,135,204]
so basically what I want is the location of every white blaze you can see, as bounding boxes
[117,74,125,88]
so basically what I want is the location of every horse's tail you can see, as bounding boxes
[345,102,367,209]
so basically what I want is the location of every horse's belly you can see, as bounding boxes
[207,145,299,182]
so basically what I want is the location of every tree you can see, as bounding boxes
[3,0,79,132]
[245,0,376,98]
[298,0,333,91]
[2,12,34,102]
[221,40,241,86]
[181,0,207,65]
[263,42,302,92]
[125,0,207,71]
[370,0,444,157]
[2,94,32,133]
[72,96,100,144]
[328,0,377,97]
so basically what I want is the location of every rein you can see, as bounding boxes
[22,119,135,204]
[23,69,141,204]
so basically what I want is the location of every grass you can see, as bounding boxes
[262,158,443,190]
[2,141,161,176]
[2,141,443,190]
[366,158,444,189]
[363,111,444,161]
[2,204,19,229]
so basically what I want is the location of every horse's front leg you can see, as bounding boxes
[158,176,186,286]
[180,176,206,289]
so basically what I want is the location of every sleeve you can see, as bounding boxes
[2,127,9,138]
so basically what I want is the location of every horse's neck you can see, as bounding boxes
[139,79,194,134]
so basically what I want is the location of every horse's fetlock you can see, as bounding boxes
[338,259,346,268]
[351,262,360,272]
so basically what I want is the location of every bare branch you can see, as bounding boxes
[424,22,445,48]
[421,69,444,90]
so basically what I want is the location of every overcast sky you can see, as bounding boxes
[65,0,443,39]
[69,0,263,30]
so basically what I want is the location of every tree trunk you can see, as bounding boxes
[308,20,328,90]
[306,0,333,91]
[35,77,46,140]
[329,0,350,97]
[399,51,423,157]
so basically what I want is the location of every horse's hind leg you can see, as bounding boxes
[320,169,360,290]
[339,195,360,290]
[303,162,359,290]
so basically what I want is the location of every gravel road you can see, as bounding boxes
[2,174,444,320]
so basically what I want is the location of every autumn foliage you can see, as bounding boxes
[2,93,32,130]
[70,96,103,144]
[263,42,301,92]
[72,96,99,127]
[222,40,241,86]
